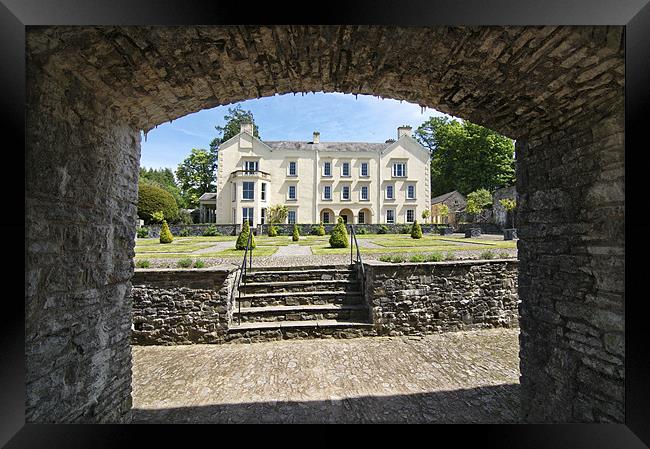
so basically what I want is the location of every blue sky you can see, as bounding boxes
[140,92,454,170]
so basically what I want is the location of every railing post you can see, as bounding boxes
[350,225,353,264]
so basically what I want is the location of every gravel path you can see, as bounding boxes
[132,328,521,424]
[192,241,234,254]
[272,244,312,257]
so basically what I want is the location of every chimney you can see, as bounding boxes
[313,131,320,144]
[240,121,254,135]
[397,125,412,139]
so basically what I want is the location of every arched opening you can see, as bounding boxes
[25,25,624,424]
[320,208,335,224]
[339,208,354,224]
[358,208,373,225]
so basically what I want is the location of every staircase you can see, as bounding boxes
[227,264,376,343]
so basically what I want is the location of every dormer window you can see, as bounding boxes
[244,160,258,174]
[392,162,407,177]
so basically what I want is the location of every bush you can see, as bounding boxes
[391,255,406,263]
[178,228,191,237]
[138,182,179,224]
[202,225,221,236]
[268,225,278,237]
[236,220,256,250]
[329,217,349,248]
[177,258,193,268]
[410,220,423,239]
[135,259,150,268]
[136,227,149,238]
[499,251,510,259]
[379,255,392,262]
[194,259,206,268]
[378,225,389,234]
[317,222,326,236]
[400,225,411,234]
[292,224,300,241]
[356,227,367,234]
[426,252,444,262]
[173,209,194,225]
[409,254,426,262]
[480,250,496,260]
[444,251,456,261]
[159,220,174,243]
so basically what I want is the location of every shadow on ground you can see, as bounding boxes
[133,383,520,424]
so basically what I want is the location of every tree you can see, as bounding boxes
[466,188,493,222]
[159,220,174,244]
[139,167,187,209]
[329,217,349,248]
[499,198,517,228]
[410,219,423,239]
[292,224,300,241]
[175,148,217,209]
[236,220,256,250]
[138,182,179,224]
[267,204,289,224]
[439,204,450,225]
[421,209,431,223]
[415,117,515,197]
[211,105,261,148]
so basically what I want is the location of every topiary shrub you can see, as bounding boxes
[268,225,278,237]
[136,227,149,238]
[410,220,423,239]
[202,225,221,236]
[159,220,174,243]
[317,222,326,236]
[138,182,179,224]
[377,225,389,234]
[292,224,300,241]
[329,217,349,248]
[236,220,256,250]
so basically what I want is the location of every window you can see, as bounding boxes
[386,184,394,199]
[392,162,407,177]
[260,208,266,225]
[232,183,236,201]
[386,209,395,224]
[242,207,254,225]
[407,184,415,199]
[244,160,258,173]
[360,185,369,201]
[342,162,350,177]
[323,185,332,200]
[323,211,330,223]
[288,210,296,224]
[358,211,365,224]
[242,181,254,200]
[288,185,297,200]
[288,161,297,176]
[406,209,415,223]
[261,183,267,201]
[342,185,350,200]
[323,161,332,177]
[360,162,369,177]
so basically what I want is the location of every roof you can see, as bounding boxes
[264,141,389,152]
[431,190,464,204]
[199,193,217,201]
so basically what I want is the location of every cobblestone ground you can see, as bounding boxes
[132,328,521,423]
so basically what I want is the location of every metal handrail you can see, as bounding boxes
[349,225,365,295]
[235,226,254,325]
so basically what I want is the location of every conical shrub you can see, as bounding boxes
[236,220,256,250]
[317,222,326,236]
[329,217,349,248]
[292,224,300,241]
[410,219,423,239]
[159,220,174,243]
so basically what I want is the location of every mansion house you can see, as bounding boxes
[201,122,431,226]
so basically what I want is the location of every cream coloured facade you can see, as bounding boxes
[209,123,431,225]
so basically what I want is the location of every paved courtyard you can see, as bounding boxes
[132,328,521,423]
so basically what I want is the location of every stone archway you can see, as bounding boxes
[358,208,373,224]
[339,208,354,224]
[26,25,624,423]
[320,208,335,224]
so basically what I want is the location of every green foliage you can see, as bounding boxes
[135,259,150,268]
[409,254,426,262]
[439,204,450,222]
[356,227,367,235]
[466,188,493,220]
[139,168,187,209]
[268,225,278,237]
[390,255,406,263]
[410,220,423,239]
[414,116,515,196]
[138,182,179,224]
[444,251,457,261]
[426,252,444,262]
[499,198,517,228]
[211,105,261,148]
[379,255,393,262]
[421,209,431,223]
[236,220,256,250]
[159,220,174,243]
[377,225,389,234]
[151,210,165,223]
[173,209,194,225]
[136,227,149,238]
[194,259,206,268]
[499,251,510,259]
[202,225,221,236]
[175,148,217,209]
[178,228,191,237]
[329,217,349,248]
[177,258,193,268]
[267,204,288,224]
[292,224,300,241]
[480,250,496,260]
[317,222,326,236]
[400,225,411,234]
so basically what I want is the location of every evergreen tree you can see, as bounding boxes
[235,220,256,250]
[410,219,423,239]
[329,217,349,248]
[159,220,174,244]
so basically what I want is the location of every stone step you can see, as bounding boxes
[244,268,357,283]
[237,290,364,307]
[247,264,354,272]
[233,304,369,323]
[239,279,359,294]
[226,319,377,343]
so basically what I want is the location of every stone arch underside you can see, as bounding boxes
[25,26,625,424]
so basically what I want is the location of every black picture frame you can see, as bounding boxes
[6,0,649,446]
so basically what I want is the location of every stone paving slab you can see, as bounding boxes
[132,328,521,423]
[272,244,312,257]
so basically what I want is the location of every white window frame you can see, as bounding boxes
[392,162,407,178]
[360,185,369,201]
[385,184,394,200]
[287,210,296,224]
[406,209,415,223]
[287,161,297,177]
[322,211,330,224]
[242,207,254,225]
[261,182,267,201]
[341,185,350,201]
[386,209,395,224]
[407,184,416,200]
[244,160,259,173]
[341,162,350,177]
[242,181,254,200]
[358,211,365,224]
[323,185,332,200]
[323,161,332,177]
[287,184,297,201]
[360,162,369,177]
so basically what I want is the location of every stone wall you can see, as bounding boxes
[130,268,238,345]
[362,260,519,335]
[259,223,448,236]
